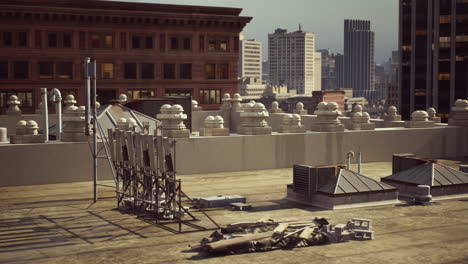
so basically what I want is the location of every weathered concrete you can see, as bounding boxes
[1,163,468,264]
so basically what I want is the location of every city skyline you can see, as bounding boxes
[116,0,398,63]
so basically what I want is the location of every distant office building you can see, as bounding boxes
[374,64,387,101]
[335,53,345,89]
[314,52,322,91]
[238,35,262,81]
[238,77,266,99]
[262,60,269,82]
[386,50,399,107]
[317,49,336,91]
[399,0,468,120]
[268,28,317,95]
[344,19,375,100]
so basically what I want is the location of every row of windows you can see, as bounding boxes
[0,30,239,52]
[0,61,230,80]
[0,88,224,111]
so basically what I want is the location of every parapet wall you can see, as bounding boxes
[174,126,468,174]
[0,126,467,186]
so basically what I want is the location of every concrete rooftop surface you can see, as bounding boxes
[1,161,468,264]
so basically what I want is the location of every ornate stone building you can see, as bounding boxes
[0,0,251,113]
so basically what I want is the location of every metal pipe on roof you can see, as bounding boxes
[40,88,49,142]
[358,152,362,173]
[347,151,355,170]
[50,88,62,141]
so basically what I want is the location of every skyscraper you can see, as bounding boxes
[268,28,317,95]
[238,35,262,81]
[343,19,375,100]
[317,49,336,91]
[399,0,468,120]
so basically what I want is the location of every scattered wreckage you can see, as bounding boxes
[190,217,374,255]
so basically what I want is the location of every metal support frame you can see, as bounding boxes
[108,129,219,233]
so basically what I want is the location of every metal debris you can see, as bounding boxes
[190,217,374,255]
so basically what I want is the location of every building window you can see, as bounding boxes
[124,63,137,79]
[179,64,192,79]
[35,30,42,48]
[48,32,58,48]
[2,32,12,47]
[56,62,73,79]
[39,62,53,79]
[199,89,221,104]
[0,91,33,110]
[131,35,153,49]
[165,89,192,96]
[79,31,86,49]
[120,32,126,50]
[101,63,114,79]
[63,32,72,48]
[199,35,204,52]
[127,89,155,99]
[104,35,113,48]
[170,37,178,50]
[163,63,176,79]
[218,64,229,79]
[145,36,153,49]
[183,37,191,50]
[132,35,140,49]
[160,33,165,52]
[91,33,113,48]
[438,73,450,80]
[17,32,28,47]
[0,61,8,79]
[141,63,154,79]
[208,36,229,52]
[13,61,29,79]
[205,64,216,79]
[234,36,239,52]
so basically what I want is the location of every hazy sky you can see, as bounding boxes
[114,0,398,63]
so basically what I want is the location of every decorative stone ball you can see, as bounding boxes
[454,99,468,108]
[291,113,301,122]
[362,112,370,118]
[317,102,327,110]
[119,94,128,103]
[411,110,429,121]
[353,104,363,112]
[233,93,241,99]
[244,102,255,112]
[127,118,137,127]
[327,102,339,111]
[95,101,101,108]
[388,106,397,114]
[271,101,279,108]
[204,115,215,122]
[353,112,363,118]
[64,94,77,104]
[160,104,172,113]
[249,100,256,104]
[296,102,304,110]
[8,95,19,103]
[223,93,231,100]
[171,104,184,114]
[26,120,39,135]
[192,100,198,106]
[16,120,27,135]
[253,102,266,111]
[214,115,224,122]
[427,107,436,117]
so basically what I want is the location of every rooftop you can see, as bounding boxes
[1,161,468,264]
